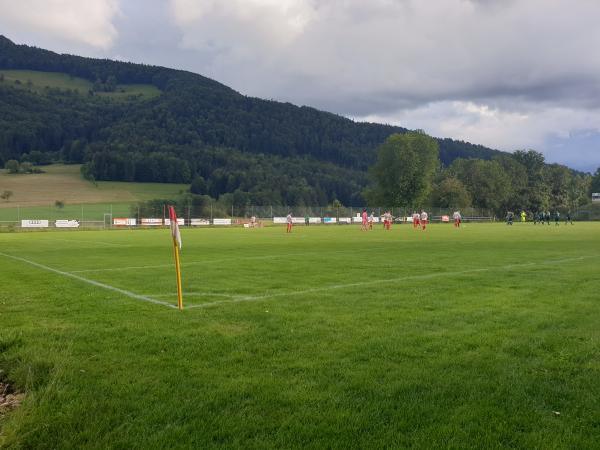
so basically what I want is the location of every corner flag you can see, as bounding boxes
[168,206,183,310]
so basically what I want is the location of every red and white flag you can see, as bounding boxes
[168,206,182,249]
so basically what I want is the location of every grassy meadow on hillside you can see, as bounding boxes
[1,223,599,449]
[0,165,189,220]
[0,69,161,99]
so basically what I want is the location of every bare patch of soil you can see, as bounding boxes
[0,382,24,417]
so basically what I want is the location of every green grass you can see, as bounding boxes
[0,70,161,99]
[1,223,599,449]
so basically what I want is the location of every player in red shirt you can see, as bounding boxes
[361,208,368,231]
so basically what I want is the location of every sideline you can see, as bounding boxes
[0,252,176,309]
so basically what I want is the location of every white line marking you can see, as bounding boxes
[71,264,171,273]
[186,254,599,309]
[150,292,240,299]
[0,252,176,309]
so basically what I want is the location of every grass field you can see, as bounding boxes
[0,165,189,219]
[0,69,161,99]
[1,223,599,448]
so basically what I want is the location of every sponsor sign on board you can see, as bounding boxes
[213,218,232,225]
[593,193,600,202]
[141,218,163,226]
[21,220,49,228]
[113,218,137,226]
[442,215,450,222]
[338,217,352,224]
[164,218,184,226]
[273,217,287,224]
[55,220,80,228]
[308,217,322,224]
[292,217,305,224]
[190,218,210,226]
[323,217,337,224]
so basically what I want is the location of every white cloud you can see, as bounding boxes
[170,0,315,55]
[0,0,120,49]
[355,100,600,170]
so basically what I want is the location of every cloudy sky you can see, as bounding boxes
[1,0,599,171]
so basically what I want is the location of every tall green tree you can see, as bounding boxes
[430,176,472,208]
[449,158,511,214]
[512,150,549,210]
[365,132,439,207]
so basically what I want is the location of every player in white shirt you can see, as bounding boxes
[420,210,428,230]
[286,212,293,233]
[452,211,461,228]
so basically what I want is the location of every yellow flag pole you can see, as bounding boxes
[172,236,183,310]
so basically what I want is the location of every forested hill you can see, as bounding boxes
[0,35,503,205]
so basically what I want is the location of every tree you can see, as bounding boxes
[449,159,511,214]
[430,176,471,208]
[365,132,439,207]
[20,161,33,173]
[512,150,549,210]
[1,190,13,202]
[4,160,19,173]
[190,176,207,195]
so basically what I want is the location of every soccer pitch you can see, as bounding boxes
[1,223,599,448]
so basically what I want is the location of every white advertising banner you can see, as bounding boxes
[190,218,210,226]
[55,220,80,228]
[352,216,363,223]
[309,217,322,224]
[323,217,337,224]
[338,217,352,224]
[21,220,49,228]
[113,218,137,226]
[273,217,287,224]
[141,218,163,226]
[292,217,305,224]
[213,218,232,225]
[164,218,184,226]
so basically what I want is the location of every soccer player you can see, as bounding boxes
[520,210,526,222]
[305,214,309,226]
[286,212,293,233]
[412,211,420,229]
[384,211,392,230]
[506,211,514,225]
[368,211,374,230]
[420,210,428,230]
[565,212,573,225]
[545,211,551,225]
[361,208,368,231]
[453,210,461,227]
[554,211,560,226]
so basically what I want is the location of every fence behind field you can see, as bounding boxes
[1,202,599,229]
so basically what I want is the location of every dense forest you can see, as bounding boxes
[0,35,593,210]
